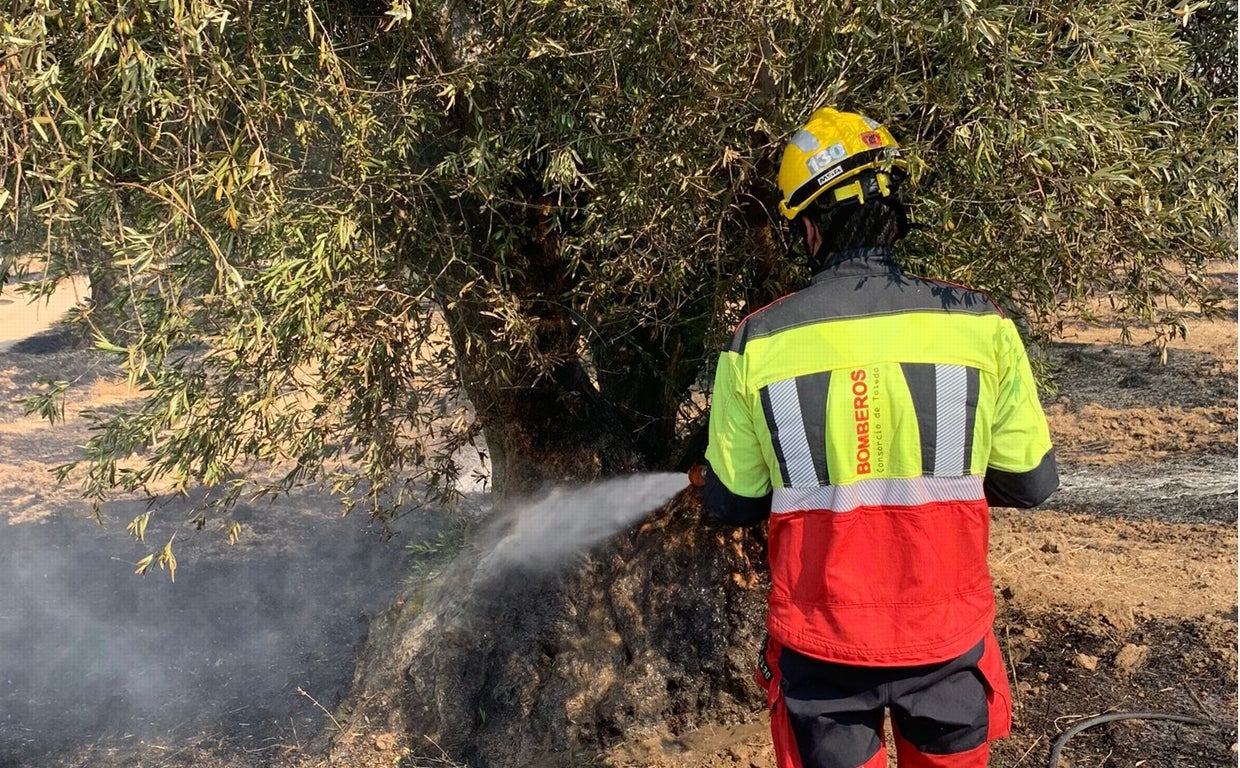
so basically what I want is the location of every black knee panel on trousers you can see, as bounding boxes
[776,640,989,768]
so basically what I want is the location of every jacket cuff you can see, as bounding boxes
[984,449,1059,508]
[701,462,771,526]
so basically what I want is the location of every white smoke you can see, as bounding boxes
[0,492,415,762]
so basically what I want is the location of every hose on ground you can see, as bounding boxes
[1048,711,1215,768]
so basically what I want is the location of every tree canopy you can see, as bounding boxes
[2,0,1234,566]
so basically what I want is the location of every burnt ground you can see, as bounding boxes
[989,607,1236,768]
[0,263,1236,768]
[0,328,439,768]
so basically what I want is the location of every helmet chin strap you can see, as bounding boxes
[792,216,829,272]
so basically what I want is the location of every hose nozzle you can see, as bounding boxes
[687,464,707,488]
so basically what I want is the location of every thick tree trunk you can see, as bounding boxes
[474,359,646,497]
[334,211,772,767]
[334,484,769,768]
[85,263,123,327]
[82,249,136,343]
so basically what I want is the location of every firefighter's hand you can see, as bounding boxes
[687,464,707,488]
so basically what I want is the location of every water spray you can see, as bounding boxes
[473,470,701,581]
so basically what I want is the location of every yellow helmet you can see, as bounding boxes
[777,108,908,220]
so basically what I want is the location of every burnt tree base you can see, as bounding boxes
[331,488,769,768]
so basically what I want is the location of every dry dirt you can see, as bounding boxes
[0,263,1235,768]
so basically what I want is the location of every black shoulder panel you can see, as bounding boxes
[729,272,1001,353]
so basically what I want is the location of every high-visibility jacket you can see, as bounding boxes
[704,247,1057,667]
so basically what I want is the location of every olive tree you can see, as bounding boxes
[2,0,1233,762]
[5,0,1232,537]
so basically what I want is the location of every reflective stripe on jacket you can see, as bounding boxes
[704,247,1056,666]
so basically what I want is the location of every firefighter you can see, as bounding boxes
[696,107,1059,768]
